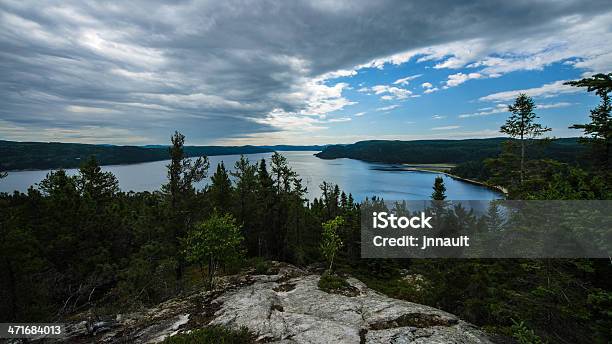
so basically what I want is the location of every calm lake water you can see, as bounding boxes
[0,151,501,201]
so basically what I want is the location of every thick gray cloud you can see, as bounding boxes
[1,0,611,144]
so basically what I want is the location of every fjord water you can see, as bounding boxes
[0,151,501,201]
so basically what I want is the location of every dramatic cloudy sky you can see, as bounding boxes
[1,0,611,145]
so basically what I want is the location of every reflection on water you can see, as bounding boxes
[0,151,502,201]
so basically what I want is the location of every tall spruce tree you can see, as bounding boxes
[500,94,551,183]
[209,162,233,212]
[161,131,209,282]
[431,176,447,200]
[231,155,259,253]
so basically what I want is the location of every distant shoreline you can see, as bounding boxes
[400,165,508,195]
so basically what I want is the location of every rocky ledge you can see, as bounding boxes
[58,263,493,343]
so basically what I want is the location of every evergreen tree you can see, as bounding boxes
[161,131,209,282]
[431,176,447,200]
[209,162,233,212]
[231,155,259,254]
[500,94,551,183]
[565,73,612,169]
[256,159,275,256]
[77,156,119,201]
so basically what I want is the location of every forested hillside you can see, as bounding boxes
[0,141,324,171]
[315,137,586,165]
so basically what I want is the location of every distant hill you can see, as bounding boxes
[0,140,324,171]
[315,138,587,165]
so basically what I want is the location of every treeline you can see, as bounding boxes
[315,137,587,165]
[0,140,324,171]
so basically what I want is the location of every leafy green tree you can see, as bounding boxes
[431,176,447,200]
[500,94,551,183]
[184,213,244,289]
[565,73,612,169]
[320,216,344,271]
[209,162,233,212]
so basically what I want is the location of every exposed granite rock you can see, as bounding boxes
[56,262,492,343]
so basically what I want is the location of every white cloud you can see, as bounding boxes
[254,108,327,132]
[66,105,117,114]
[327,117,352,123]
[393,74,422,86]
[371,85,413,100]
[432,125,461,130]
[424,87,439,94]
[354,112,366,117]
[459,104,508,118]
[538,102,574,109]
[445,72,483,88]
[432,114,447,120]
[356,11,612,90]
[376,105,400,112]
[421,82,433,88]
[479,80,581,102]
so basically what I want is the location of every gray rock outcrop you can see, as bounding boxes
[58,263,493,343]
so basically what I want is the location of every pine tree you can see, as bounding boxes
[209,162,233,212]
[256,159,274,256]
[500,94,551,183]
[565,73,612,169]
[161,131,209,282]
[77,156,119,201]
[431,176,447,200]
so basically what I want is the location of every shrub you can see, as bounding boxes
[318,271,350,292]
[250,257,273,275]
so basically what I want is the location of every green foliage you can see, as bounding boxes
[566,73,612,170]
[2,128,611,344]
[431,176,447,200]
[162,326,254,344]
[317,271,350,293]
[209,162,233,212]
[500,94,551,183]
[320,216,344,271]
[184,213,244,289]
[511,320,545,344]
[250,257,273,275]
